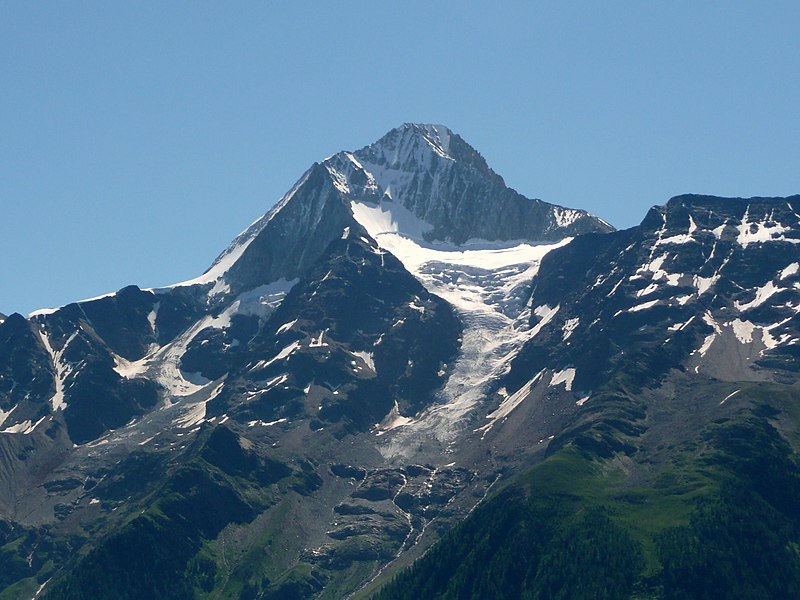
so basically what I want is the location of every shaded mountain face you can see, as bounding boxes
[1,126,799,600]
[506,194,800,395]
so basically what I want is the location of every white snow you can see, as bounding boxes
[149,279,297,398]
[176,400,208,429]
[655,232,696,246]
[697,334,716,357]
[668,316,695,331]
[28,307,59,318]
[309,330,328,348]
[735,281,781,311]
[209,279,298,329]
[712,223,729,239]
[150,316,215,398]
[720,389,741,405]
[276,319,298,334]
[75,291,117,304]
[376,400,416,435]
[636,283,660,298]
[629,299,660,313]
[147,303,159,333]
[562,318,580,341]
[552,207,581,228]
[549,368,576,391]
[0,405,15,428]
[247,418,288,427]
[0,415,46,435]
[408,299,426,314]
[352,351,376,372]
[32,579,50,600]
[694,274,719,296]
[780,263,799,280]
[475,370,545,436]
[37,330,79,411]
[737,207,800,247]
[693,312,722,357]
[530,304,561,337]
[731,319,756,344]
[350,199,434,241]
[252,341,301,371]
[176,380,225,429]
[113,353,151,380]
[642,253,668,274]
[355,196,572,456]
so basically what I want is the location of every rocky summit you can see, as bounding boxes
[1,125,799,599]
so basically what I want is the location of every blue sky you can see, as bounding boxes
[2,2,799,315]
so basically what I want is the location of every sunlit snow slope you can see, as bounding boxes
[350,198,570,455]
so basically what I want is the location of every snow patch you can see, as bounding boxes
[352,351,376,372]
[147,302,159,333]
[247,418,288,427]
[562,318,579,341]
[737,207,800,247]
[309,330,328,348]
[28,307,59,318]
[781,263,799,280]
[252,341,301,370]
[636,283,660,298]
[629,299,659,313]
[350,199,433,241]
[37,330,79,412]
[476,371,544,436]
[377,400,416,435]
[730,319,756,344]
[1,416,46,435]
[549,368,576,391]
[276,319,298,334]
[553,207,581,228]
[720,389,741,405]
[113,353,151,380]
[694,274,719,296]
[0,405,15,428]
[735,281,781,311]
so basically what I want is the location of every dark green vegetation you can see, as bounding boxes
[39,425,321,600]
[372,386,800,600]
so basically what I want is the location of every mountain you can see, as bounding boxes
[373,194,800,599]
[0,125,798,599]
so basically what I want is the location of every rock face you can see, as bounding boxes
[506,194,800,395]
[191,123,612,300]
[329,123,613,244]
[1,126,799,600]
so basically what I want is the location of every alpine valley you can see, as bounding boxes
[2,124,800,599]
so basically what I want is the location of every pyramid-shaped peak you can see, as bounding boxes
[353,123,492,176]
[399,123,454,152]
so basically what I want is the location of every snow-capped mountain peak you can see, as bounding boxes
[355,123,458,166]
[163,124,612,303]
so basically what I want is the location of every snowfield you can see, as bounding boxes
[351,197,570,456]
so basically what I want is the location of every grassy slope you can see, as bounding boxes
[370,377,800,600]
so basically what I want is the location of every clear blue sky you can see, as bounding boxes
[3,2,799,315]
